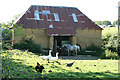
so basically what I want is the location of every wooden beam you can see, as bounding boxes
[11,29,14,46]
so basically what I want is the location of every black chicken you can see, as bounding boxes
[66,61,75,67]
[35,62,45,73]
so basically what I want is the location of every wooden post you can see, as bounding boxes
[118,3,120,56]
[71,35,77,45]
[53,37,57,56]
[0,29,2,50]
[11,29,14,46]
[49,36,53,49]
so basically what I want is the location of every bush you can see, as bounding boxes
[102,33,111,50]
[2,28,12,50]
[78,44,104,57]
[104,49,119,59]
[102,32,118,52]
[85,44,103,56]
[14,37,42,53]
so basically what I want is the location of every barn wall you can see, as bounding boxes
[71,36,77,45]
[14,28,102,49]
[14,29,50,48]
[76,29,102,49]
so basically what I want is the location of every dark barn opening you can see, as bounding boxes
[54,36,71,47]
[53,36,71,56]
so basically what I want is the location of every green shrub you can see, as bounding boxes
[102,32,118,52]
[85,44,103,56]
[78,44,104,57]
[2,29,12,50]
[78,49,86,55]
[104,49,119,59]
[105,34,118,52]
[14,37,42,53]
[86,44,101,51]
[102,33,112,50]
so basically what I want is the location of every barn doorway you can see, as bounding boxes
[54,36,71,48]
[53,36,71,56]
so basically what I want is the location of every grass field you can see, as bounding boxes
[102,27,118,36]
[1,49,119,79]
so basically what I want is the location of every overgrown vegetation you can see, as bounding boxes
[104,49,118,59]
[1,20,23,50]
[102,27,119,59]
[94,20,112,26]
[78,27,119,59]
[14,37,42,53]
[2,28,12,49]
[1,49,118,79]
[94,20,118,26]
[78,44,105,59]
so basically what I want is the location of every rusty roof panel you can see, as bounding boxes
[16,5,102,36]
[46,28,77,36]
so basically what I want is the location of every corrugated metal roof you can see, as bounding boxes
[16,5,102,36]
[46,28,77,36]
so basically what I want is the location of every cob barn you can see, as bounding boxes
[14,5,102,55]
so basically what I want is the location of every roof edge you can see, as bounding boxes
[13,5,32,25]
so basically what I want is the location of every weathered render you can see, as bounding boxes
[15,5,102,50]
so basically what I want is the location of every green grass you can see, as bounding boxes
[102,27,118,36]
[1,49,119,79]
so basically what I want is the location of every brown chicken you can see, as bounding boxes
[35,62,45,73]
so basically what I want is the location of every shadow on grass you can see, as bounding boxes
[44,61,119,79]
[2,53,44,79]
[1,52,119,80]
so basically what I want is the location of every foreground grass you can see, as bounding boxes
[1,49,119,79]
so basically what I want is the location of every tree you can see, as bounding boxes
[103,20,111,26]
[2,20,23,49]
[0,22,8,28]
[94,20,112,26]
[113,20,118,26]
[94,21,103,25]
[13,13,22,21]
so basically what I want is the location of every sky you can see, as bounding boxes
[0,0,119,23]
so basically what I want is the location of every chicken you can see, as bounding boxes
[66,61,75,67]
[40,50,52,60]
[35,62,45,73]
[50,52,59,61]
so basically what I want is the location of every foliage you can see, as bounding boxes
[101,27,119,59]
[78,44,105,58]
[1,49,118,78]
[14,37,42,53]
[94,21,103,25]
[85,44,103,57]
[102,33,112,50]
[2,28,12,49]
[94,20,111,26]
[102,20,111,26]
[113,20,118,26]
[0,22,8,28]
[1,20,23,50]
[102,31,118,52]
[104,49,119,59]
[105,34,118,52]
[94,20,118,27]
[2,29,12,40]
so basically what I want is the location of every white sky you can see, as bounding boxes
[0,0,119,23]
